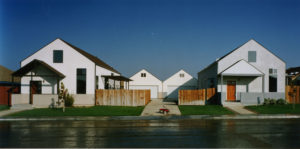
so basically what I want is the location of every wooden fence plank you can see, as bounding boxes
[178,88,216,105]
[95,89,150,106]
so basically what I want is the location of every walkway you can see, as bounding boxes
[223,102,255,114]
[0,104,33,117]
[0,109,25,117]
[141,99,181,116]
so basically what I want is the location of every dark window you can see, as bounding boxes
[248,51,256,62]
[179,73,184,78]
[53,50,63,63]
[269,76,277,92]
[77,68,86,94]
[141,73,146,77]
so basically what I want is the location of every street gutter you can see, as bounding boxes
[1,114,300,121]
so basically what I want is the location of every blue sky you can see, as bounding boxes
[0,0,299,80]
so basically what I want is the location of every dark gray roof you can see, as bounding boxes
[59,39,120,74]
[12,59,65,78]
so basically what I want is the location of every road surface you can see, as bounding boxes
[1,119,300,148]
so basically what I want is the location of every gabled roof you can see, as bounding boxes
[59,39,120,74]
[22,38,120,74]
[130,69,162,81]
[198,39,285,74]
[163,69,196,82]
[12,59,65,78]
[219,59,264,76]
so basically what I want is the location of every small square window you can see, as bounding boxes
[141,73,146,77]
[179,73,184,78]
[248,51,256,62]
[53,50,63,63]
[269,68,277,75]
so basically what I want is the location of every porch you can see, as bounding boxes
[218,60,265,105]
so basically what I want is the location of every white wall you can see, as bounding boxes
[21,65,58,94]
[163,70,198,98]
[129,69,163,92]
[95,65,120,89]
[217,39,285,93]
[21,39,120,95]
[198,62,218,89]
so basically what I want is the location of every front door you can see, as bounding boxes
[30,81,41,104]
[227,81,236,101]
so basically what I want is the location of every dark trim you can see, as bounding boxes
[101,75,132,81]
[12,59,65,78]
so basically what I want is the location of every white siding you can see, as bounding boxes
[129,69,162,98]
[21,39,120,95]
[163,70,198,98]
[217,39,285,93]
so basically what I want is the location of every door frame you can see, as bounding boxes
[30,80,42,104]
[226,80,237,101]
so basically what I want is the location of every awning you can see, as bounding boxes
[12,59,65,78]
[219,60,264,76]
[101,75,132,81]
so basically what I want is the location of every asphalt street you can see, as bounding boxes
[1,119,300,148]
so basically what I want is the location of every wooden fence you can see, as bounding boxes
[179,88,216,105]
[95,89,151,106]
[286,86,300,104]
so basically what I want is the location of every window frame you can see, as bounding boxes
[248,51,256,62]
[76,68,86,94]
[141,73,146,77]
[53,50,63,63]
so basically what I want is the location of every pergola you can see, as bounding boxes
[101,75,132,89]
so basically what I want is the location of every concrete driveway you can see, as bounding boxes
[141,99,181,116]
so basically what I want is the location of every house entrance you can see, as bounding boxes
[30,81,41,104]
[227,81,236,101]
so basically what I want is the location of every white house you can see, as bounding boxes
[11,38,131,107]
[129,69,163,99]
[198,39,286,105]
[163,69,198,99]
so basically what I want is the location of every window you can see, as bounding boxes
[269,68,277,92]
[179,73,184,78]
[141,73,146,77]
[269,76,277,92]
[53,50,63,63]
[269,68,277,75]
[248,51,256,62]
[77,68,86,94]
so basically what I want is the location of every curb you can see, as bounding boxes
[1,114,300,121]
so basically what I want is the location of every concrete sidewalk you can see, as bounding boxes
[223,102,255,114]
[141,99,181,116]
[0,109,26,117]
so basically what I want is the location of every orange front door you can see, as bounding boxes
[227,81,236,101]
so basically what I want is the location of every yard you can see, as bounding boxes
[246,104,300,114]
[0,105,9,111]
[7,106,145,117]
[179,105,235,115]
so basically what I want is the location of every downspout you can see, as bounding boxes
[221,74,223,104]
[94,63,96,106]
